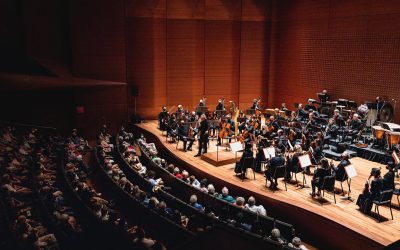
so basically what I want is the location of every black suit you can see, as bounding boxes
[311,167,332,193]
[266,155,285,186]
[383,170,395,190]
[334,159,350,182]
[235,148,254,174]
[216,103,224,111]
[197,119,209,155]
[177,124,194,150]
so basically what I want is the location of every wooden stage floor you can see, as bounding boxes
[137,121,400,247]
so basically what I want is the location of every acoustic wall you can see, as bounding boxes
[126,0,272,118]
[269,0,400,122]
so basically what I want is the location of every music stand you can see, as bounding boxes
[237,117,247,123]
[196,106,208,114]
[230,141,244,163]
[298,154,312,188]
[342,165,357,201]
[336,118,346,142]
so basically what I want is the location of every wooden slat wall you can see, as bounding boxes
[125,0,271,118]
[269,0,400,122]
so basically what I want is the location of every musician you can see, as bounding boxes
[265,148,285,189]
[266,116,279,133]
[177,104,183,113]
[234,142,254,175]
[357,168,383,214]
[198,99,205,107]
[188,111,197,122]
[194,114,209,157]
[305,99,317,112]
[275,129,287,153]
[320,89,330,103]
[216,117,231,146]
[332,109,343,126]
[281,103,288,111]
[158,106,168,130]
[310,159,333,197]
[343,113,363,143]
[251,99,260,110]
[332,152,351,183]
[176,120,195,152]
[383,162,395,190]
[255,143,267,172]
[286,145,302,180]
[323,118,338,144]
[296,103,308,120]
[376,96,384,121]
[216,99,225,111]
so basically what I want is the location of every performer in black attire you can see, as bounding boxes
[323,118,338,144]
[305,99,317,112]
[251,99,260,110]
[296,103,308,120]
[234,142,254,175]
[198,99,205,107]
[176,120,195,152]
[158,106,168,130]
[281,102,288,111]
[310,159,333,197]
[194,114,209,157]
[383,162,395,190]
[216,99,225,111]
[265,148,285,189]
[320,89,330,103]
[357,168,383,214]
[343,113,363,143]
[332,152,351,184]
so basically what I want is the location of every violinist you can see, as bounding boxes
[176,120,195,152]
[310,159,333,197]
[323,118,338,144]
[194,114,209,157]
[188,111,197,122]
[265,148,285,189]
[216,99,225,111]
[289,111,298,122]
[266,116,279,134]
[296,103,308,120]
[255,142,267,172]
[276,129,287,153]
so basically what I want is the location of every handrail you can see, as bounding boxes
[0,121,58,131]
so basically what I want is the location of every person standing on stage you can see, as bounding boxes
[195,114,209,157]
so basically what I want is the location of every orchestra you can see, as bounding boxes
[158,92,399,201]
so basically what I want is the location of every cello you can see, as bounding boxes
[219,119,231,140]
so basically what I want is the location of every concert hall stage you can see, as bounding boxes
[134,121,400,250]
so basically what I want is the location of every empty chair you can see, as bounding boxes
[373,189,394,222]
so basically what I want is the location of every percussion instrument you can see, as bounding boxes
[372,126,387,140]
[380,103,394,122]
[387,131,400,149]
[265,108,277,117]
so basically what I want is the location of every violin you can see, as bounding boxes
[239,130,249,143]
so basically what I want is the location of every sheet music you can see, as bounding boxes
[266,147,275,158]
[230,141,243,153]
[263,148,270,159]
[298,154,312,168]
[392,151,400,164]
[345,165,357,178]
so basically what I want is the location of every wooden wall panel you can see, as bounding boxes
[126,17,167,118]
[269,0,400,122]
[69,0,126,82]
[166,19,205,110]
[204,20,240,105]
